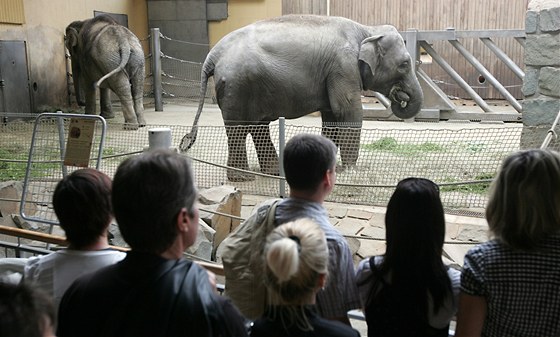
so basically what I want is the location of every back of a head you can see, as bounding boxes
[283,134,337,191]
[382,177,450,318]
[384,177,445,266]
[264,218,328,305]
[53,168,112,248]
[112,150,198,253]
[486,148,560,250]
[0,282,56,337]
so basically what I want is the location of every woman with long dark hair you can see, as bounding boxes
[356,177,460,336]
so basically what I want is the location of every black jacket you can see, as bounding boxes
[58,251,248,337]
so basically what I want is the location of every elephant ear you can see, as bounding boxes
[358,35,383,90]
[65,27,79,52]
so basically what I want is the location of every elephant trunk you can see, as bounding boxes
[388,77,423,120]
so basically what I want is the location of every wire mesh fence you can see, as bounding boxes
[2,113,558,227]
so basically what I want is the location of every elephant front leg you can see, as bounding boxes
[321,110,361,170]
[250,124,279,176]
[337,127,361,167]
[84,86,97,115]
[99,88,115,119]
[226,126,255,182]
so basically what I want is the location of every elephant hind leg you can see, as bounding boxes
[250,125,279,176]
[112,81,139,130]
[99,88,115,119]
[130,74,146,127]
[226,126,255,182]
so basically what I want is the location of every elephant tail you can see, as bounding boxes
[95,43,132,88]
[179,66,211,152]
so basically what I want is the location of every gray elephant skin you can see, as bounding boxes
[65,15,146,129]
[180,15,423,181]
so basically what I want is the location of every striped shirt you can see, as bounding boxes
[461,233,560,337]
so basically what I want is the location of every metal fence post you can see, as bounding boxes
[150,28,163,112]
[279,117,286,198]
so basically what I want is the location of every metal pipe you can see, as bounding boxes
[541,110,560,149]
[420,41,492,112]
[480,37,524,79]
[449,39,522,113]
[278,117,286,198]
[373,92,391,108]
[150,28,163,112]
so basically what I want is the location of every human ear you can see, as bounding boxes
[176,207,190,232]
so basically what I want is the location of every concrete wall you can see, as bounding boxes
[208,0,281,48]
[521,0,560,147]
[0,0,148,112]
[147,0,210,62]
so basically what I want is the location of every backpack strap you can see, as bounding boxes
[364,256,387,307]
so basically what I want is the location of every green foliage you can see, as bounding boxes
[362,137,445,156]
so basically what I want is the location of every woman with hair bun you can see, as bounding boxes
[250,218,360,337]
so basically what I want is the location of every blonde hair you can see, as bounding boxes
[264,218,329,305]
[486,149,560,250]
[263,218,329,332]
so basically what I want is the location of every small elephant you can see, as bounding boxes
[180,15,423,181]
[65,15,146,129]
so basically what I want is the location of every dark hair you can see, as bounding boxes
[380,177,451,320]
[112,150,198,253]
[486,149,560,250]
[283,134,337,191]
[0,282,56,337]
[53,168,112,248]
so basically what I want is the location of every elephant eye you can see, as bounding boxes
[398,61,410,72]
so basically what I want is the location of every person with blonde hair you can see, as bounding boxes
[455,149,560,336]
[251,218,360,337]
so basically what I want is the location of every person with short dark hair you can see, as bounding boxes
[251,218,360,336]
[0,282,56,337]
[24,168,125,309]
[455,149,560,337]
[273,133,361,325]
[356,177,460,336]
[57,150,248,337]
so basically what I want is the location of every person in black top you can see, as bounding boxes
[57,149,248,337]
[251,218,360,337]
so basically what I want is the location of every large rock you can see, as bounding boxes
[0,181,36,220]
[186,219,216,261]
[198,185,242,258]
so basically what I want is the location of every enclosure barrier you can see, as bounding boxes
[2,114,558,225]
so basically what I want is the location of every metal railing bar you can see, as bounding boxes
[412,29,525,40]
[448,40,522,113]
[419,41,492,112]
[480,38,524,80]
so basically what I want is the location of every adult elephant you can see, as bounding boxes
[65,15,146,129]
[180,15,423,181]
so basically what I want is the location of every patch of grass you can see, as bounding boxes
[0,146,62,181]
[0,147,28,181]
[102,147,116,156]
[440,172,495,194]
[362,137,445,156]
